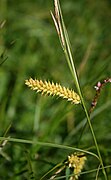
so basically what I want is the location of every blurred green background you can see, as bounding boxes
[0,0,111,179]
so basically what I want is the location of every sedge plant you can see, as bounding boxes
[0,0,111,179]
[25,0,109,179]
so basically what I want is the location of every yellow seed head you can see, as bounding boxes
[25,78,81,104]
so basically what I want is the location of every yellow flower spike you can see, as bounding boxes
[25,78,81,105]
[68,153,87,179]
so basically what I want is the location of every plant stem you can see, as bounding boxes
[56,0,108,179]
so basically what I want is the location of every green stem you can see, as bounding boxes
[57,0,108,179]
[64,34,107,180]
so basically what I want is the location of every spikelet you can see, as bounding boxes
[68,153,87,179]
[25,78,81,104]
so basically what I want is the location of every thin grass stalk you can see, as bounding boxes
[51,11,73,75]
[53,0,107,179]
[40,162,64,180]
[25,150,35,180]
[57,1,78,86]
[0,136,99,159]
[95,164,101,180]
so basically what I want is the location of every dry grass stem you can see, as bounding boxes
[25,78,81,104]
[51,0,65,47]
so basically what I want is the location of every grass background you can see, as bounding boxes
[0,0,111,179]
